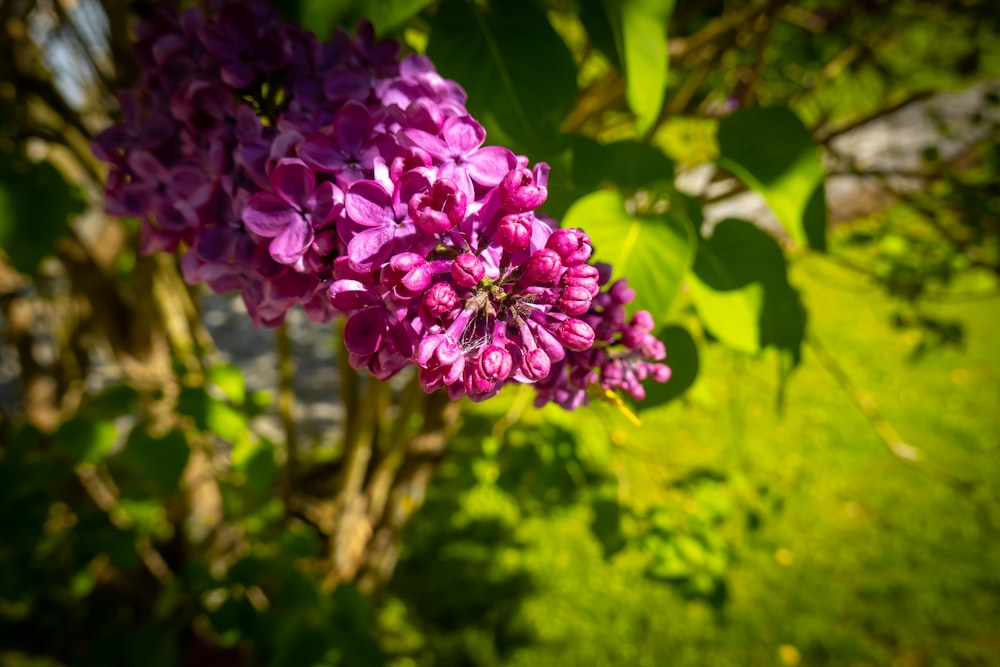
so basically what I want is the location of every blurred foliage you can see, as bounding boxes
[1,0,999,665]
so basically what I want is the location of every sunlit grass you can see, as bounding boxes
[384,236,1000,666]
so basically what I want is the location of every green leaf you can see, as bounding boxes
[621,0,673,135]
[178,385,249,445]
[0,157,85,276]
[276,0,356,39]
[54,417,117,464]
[569,136,674,191]
[578,0,622,70]
[563,190,694,322]
[367,0,434,35]
[232,437,278,498]
[716,107,827,250]
[121,427,190,495]
[689,278,763,353]
[208,363,246,406]
[689,219,806,364]
[426,0,577,157]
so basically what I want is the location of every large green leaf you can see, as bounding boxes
[0,157,85,276]
[563,190,694,322]
[543,136,675,218]
[426,0,578,157]
[569,136,674,192]
[716,107,827,251]
[621,0,673,135]
[578,0,622,70]
[689,219,805,364]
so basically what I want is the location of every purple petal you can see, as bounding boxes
[344,307,386,356]
[269,216,313,265]
[442,116,485,156]
[329,279,380,311]
[127,150,167,182]
[323,70,372,102]
[270,158,314,208]
[198,22,237,59]
[467,146,517,186]
[310,181,339,224]
[221,62,257,90]
[333,101,372,156]
[399,128,449,159]
[345,180,392,227]
[256,28,292,72]
[243,191,300,236]
[347,226,396,273]
[298,135,344,173]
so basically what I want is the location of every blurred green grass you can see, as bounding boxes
[382,238,1000,666]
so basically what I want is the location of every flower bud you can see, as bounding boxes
[620,325,646,350]
[499,167,547,212]
[641,335,666,361]
[424,282,458,316]
[525,248,562,283]
[562,263,600,296]
[521,348,552,380]
[451,252,485,287]
[608,279,636,305]
[558,285,593,316]
[630,310,655,333]
[601,361,625,384]
[651,363,672,383]
[497,213,532,252]
[594,262,613,286]
[408,179,467,233]
[557,318,596,351]
[546,228,592,266]
[466,366,496,395]
[478,345,513,382]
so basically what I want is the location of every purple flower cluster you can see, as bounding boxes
[94,1,670,409]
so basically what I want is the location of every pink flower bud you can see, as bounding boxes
[651,363,672,382]
[465,366,496,395]
[451,252,485,287]
[497,213,532,252]
[558,285,593,316]
[562,263,600,296]
[545,228,592,266]
[499,167,547,212]
[557,318,596,351]
[620,325,646,350]
[630,310,655,333]
[478,345,513,382]
[608,279,636,305]
[521,348,552,380]
[424,282,458,316]
[525,248,562,283]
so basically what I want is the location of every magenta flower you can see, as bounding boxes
[242,158,337,266]
[96,1,671,409]
[400,115,516,199]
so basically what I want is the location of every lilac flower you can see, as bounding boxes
[96,1,671,411]
[400,115,516,199]
[197,3,291,89]
[243,158,338,267]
